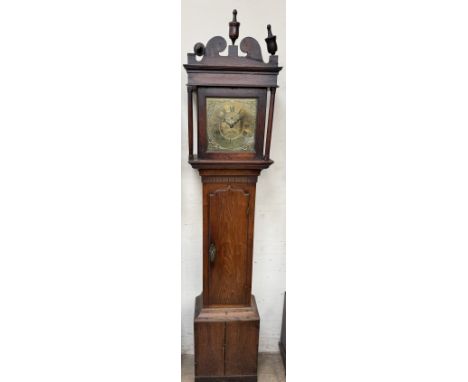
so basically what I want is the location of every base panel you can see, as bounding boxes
[195,376,256,382]
[194,294,260,380]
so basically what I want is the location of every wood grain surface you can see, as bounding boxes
[201,176,257,307]
[194,295,260,380]
[225,321,259,375]
[195,322,225,377]
[208,186,250,305]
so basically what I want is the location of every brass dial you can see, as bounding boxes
[206,97,257,152]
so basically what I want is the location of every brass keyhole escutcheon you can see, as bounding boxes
[209,243,216,263]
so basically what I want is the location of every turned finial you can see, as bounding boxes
[193,42,205,56]
[229,9,240,45]
[265,24,277,55]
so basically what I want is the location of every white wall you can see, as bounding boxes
[181,0,286,354]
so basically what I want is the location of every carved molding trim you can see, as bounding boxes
[202,176,257,184]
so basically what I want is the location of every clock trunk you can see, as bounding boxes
[203,176,256,307]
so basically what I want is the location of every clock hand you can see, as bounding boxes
[230,118,240,128]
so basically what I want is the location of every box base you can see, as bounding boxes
[194,294,260,380]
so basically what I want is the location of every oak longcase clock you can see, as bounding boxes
[184,10,281,381]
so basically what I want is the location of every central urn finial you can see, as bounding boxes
[229,9,240,45]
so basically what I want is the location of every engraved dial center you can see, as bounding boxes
[207,98,257,152]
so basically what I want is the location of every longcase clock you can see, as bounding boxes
[184,10,281,381]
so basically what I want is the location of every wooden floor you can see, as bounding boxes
[181,353,286,382]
